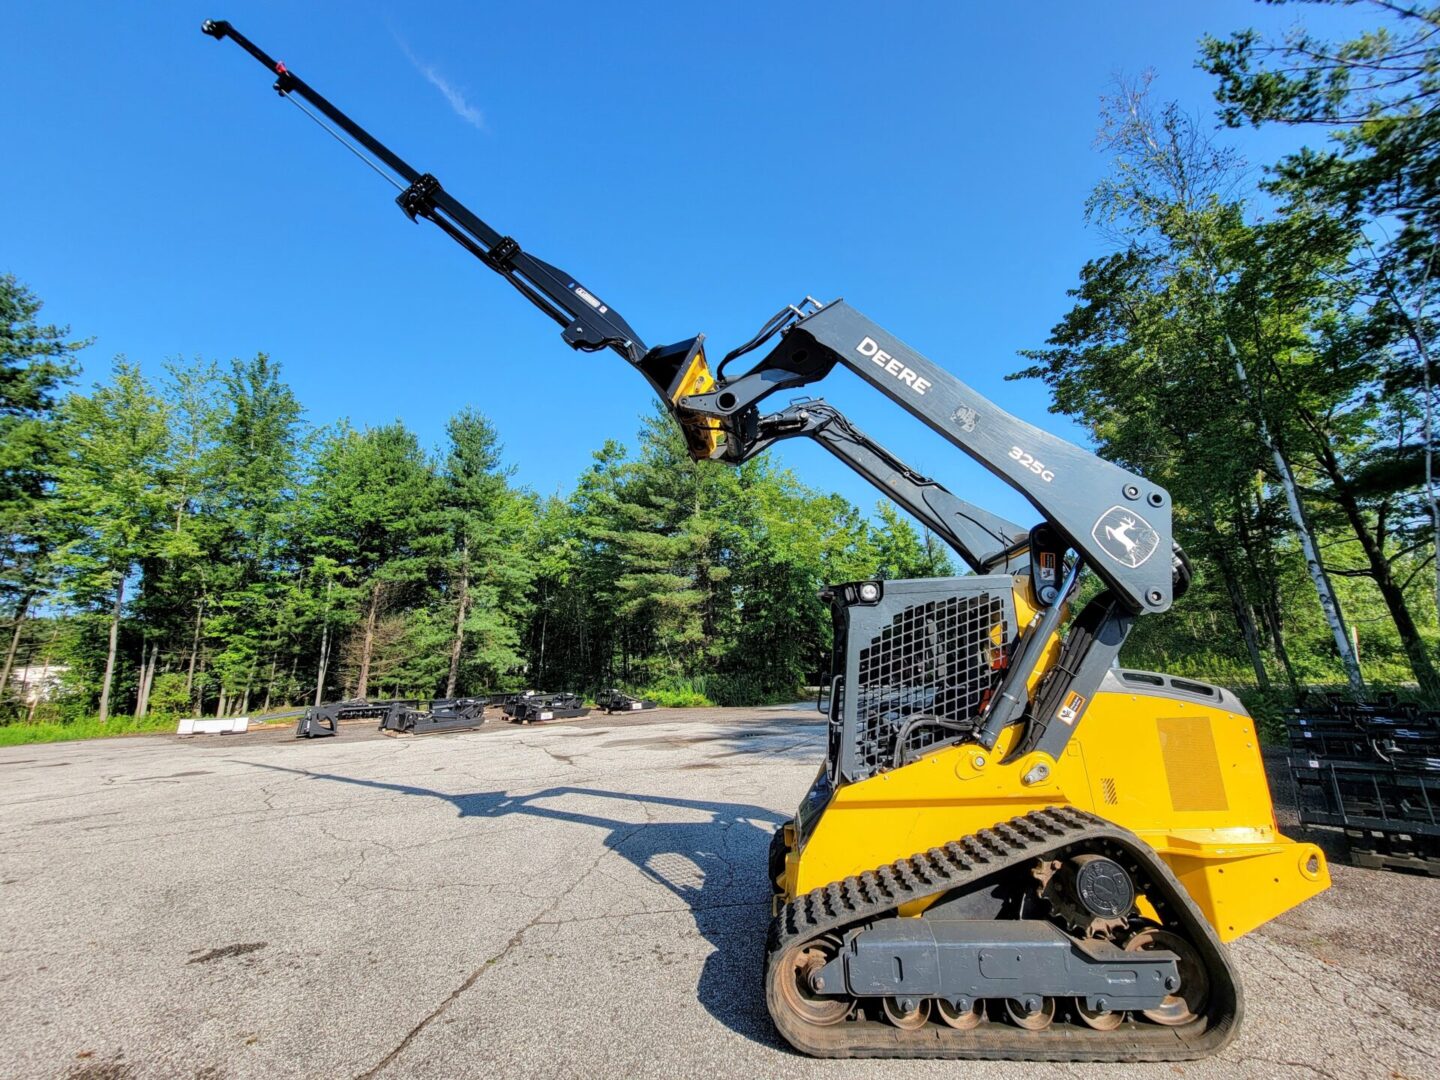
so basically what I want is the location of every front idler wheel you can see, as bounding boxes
[1125,927,1209,1026]
[775,938,849,1027]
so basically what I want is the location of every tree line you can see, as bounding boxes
[1,0,1436,731]
[1014,0,1438,703]
[0,284,953,725]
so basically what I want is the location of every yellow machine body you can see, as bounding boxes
[781,579,1329,943]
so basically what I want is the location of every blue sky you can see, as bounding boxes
[1,1,1372,527]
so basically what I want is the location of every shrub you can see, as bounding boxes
[147,672,191,718]
[634,682,713,708]
[1234,687,1290,745]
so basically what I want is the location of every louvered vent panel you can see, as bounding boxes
[1157,715,1229,812]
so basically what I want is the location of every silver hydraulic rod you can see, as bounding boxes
[977,556,1084,748]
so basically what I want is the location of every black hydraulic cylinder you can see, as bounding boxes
[750,401,1027,574]
[978,556,1083,747]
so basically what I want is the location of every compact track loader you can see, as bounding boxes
[203,20,1330,1059]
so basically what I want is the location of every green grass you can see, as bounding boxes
[0,712,181,746]
[623,673,808,709]
[633,685,713,708]
[0,708,302,747]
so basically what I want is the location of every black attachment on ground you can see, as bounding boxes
[1286,694,1440,875]
[295,698,420,738]
[295,709,337,738]
[296,697,490,738]
[502,691,591,724]
[594,689,657,714]
[378,697,489,735]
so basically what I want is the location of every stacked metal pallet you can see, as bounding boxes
[1286,692,1440,875]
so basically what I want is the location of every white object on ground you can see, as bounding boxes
[176,717,250,736]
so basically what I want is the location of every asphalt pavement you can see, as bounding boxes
[1,706,1436,1080]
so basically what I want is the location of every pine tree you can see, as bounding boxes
[440,409,534,695]
[310,423,445,699]
[0,275,86,703]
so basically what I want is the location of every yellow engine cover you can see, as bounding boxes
[785,671,1328,942]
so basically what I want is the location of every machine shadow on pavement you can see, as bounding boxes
[246,763,789,1047]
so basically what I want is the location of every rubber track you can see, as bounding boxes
[765,805,1242,1060]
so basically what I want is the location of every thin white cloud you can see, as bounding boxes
[396,38,485,131]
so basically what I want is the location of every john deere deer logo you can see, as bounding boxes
[1091,506,1160,569]
[1105,515,1139,558]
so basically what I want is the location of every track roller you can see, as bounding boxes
[1005,996,1056,1031]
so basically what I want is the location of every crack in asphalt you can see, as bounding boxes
[528,742,577,767]
[1241,1058,1341,1080]
[354,818,648,1079]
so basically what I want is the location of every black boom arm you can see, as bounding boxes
[745,401,1028,574]
[201,19,648,364]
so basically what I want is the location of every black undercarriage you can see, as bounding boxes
[765,807,1241,1060]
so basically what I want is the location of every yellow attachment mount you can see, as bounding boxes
[636,336,725,460]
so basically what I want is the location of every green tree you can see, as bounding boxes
[439,409,534,695]
[523,442,630,691]
[310,422,444,698]
[870,503,955,580]
[1202,1,1439,281]
[1016,79,1440,696]
[0,274,86,703]
[1094,82,1368,691]
[51,361,173,722]
[156,360,224,712]
[603,413,740,684]
[517,409,894,702]
[204,355,305,714]
[1203,0,1440,632]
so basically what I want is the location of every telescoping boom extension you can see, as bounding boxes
[204,21,1329,1063]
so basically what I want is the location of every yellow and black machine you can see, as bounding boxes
[203,19,1330,1060]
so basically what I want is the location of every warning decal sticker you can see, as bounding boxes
[1056,690,1086,726]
